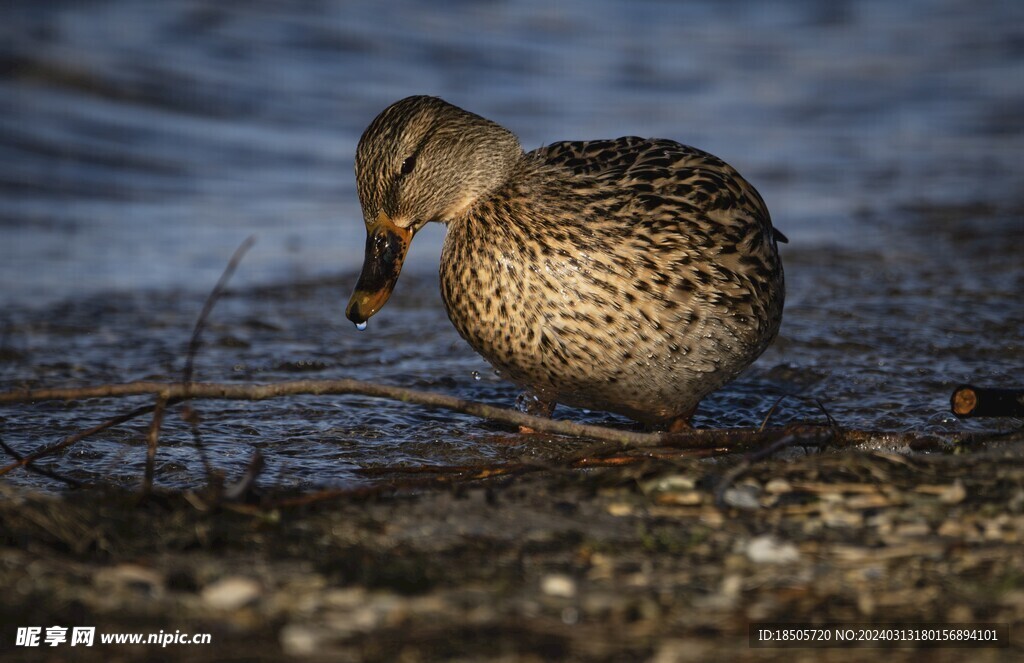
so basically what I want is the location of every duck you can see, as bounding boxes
[346,95,786,429]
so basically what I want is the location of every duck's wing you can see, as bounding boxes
[531,137,785,244]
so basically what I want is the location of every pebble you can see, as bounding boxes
[745,535,800,564]
[323,587,368,609]
[280,623,322,657]
[764,478,793,494]
[892,522,931,538]
[641,474,696,494]
[606,503,635,517]
[541,573,577,598]
[93,564,165,598]
[201,576,262,610]
[655,490,703,506]
[940,480,967,505]
[722,485,761,510]
[937,519,964,538]
[820,503,864,528]
[650,638,715,663]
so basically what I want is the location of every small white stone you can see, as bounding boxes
[93,564,165,597]
[541,574,577,598]
[279,624,322,656]
[940,480,967,505]
[201,576,262,610]
[723,485,761,510]
[606,503,634,516]
[640,474,696,494]
[720,574,743,599]
[323,587,368,609]
[745,535,800,564]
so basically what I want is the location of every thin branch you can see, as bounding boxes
[0,379,790,449]
[757,394,789,433]
[0,379,999,454]
[356,446,721,479]
[183,236,256,385]
[714,431,831,506]
[266,447,730,508]
[0,438,84,488]
[0,380,677,447]
[184,407,214,482]
[265,472,529,508]
[182,237,256,482]
[223,449,264,501]
[142,395,168,494]
[0,402,159,477]
[814,398,839,429]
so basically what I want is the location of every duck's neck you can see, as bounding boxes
[445,154,570,230]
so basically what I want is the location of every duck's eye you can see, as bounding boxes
[399,154,417,175]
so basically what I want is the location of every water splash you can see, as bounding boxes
[355,321,367,331]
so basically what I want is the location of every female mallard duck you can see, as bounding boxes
[347,96,785,429]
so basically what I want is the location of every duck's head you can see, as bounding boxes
[346,96,522,326]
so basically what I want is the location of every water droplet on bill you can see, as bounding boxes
[355,321,367,331]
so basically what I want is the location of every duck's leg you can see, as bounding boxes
[668,417,692,432]
[667,404,699,432]
[515,391,556,433]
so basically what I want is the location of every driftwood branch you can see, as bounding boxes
[0,379,697,447]
[951,384,1024,418]
[0,378,997,459]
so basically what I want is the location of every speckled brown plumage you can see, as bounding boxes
[348,96,786,426]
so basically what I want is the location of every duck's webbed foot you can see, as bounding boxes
[668,417,693,433]
[515,391,556,433]
[667,404,699,433]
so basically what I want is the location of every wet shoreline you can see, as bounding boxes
[3,438,1024,661]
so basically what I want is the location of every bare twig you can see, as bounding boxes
[223,449,265,501]
[266,472,528,508]
[267,446,730,508]
[183,236,256,385]
[0,438,84,488]
[183,236,255,483]
[142,395,168,495]
[755,393,838,433]
[814,398,839,429]
[713,431,833,506]
[0,379,780,449]
[356,446,720,480]
[0,402,159,477]
[758,394,789,433]
[0,379,1000,454]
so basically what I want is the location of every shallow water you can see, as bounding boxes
[1,0,1021,491]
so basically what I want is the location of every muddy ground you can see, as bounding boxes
[2,432,1023,662]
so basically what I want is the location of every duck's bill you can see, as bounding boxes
[345,211,413,325]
